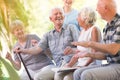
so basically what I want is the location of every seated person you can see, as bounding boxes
[54,7,101,80]
[13,7,79,80]
[6,20,54,80]
[73,0,120,80]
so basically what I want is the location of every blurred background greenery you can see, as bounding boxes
[0,0,119,80]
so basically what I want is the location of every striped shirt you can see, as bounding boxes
[103,14,120,63]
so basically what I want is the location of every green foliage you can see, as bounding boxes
[4,0,29,26]
[0,57,20,80]
[0,42,2,52]
[0,0,29,79]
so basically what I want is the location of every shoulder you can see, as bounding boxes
[92,26,98,32]
[114,14,120,27]
[27,34,39,38]
[91,26,100,33]
[91,26,101,37]
[42,30,55,39]
[66,24,77,29]
[44,30,54,36]
[64,24,79,33]
[26,34,40,41]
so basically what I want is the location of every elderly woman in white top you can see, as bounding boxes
[55,7,101,80]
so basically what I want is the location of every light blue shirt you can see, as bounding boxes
[63,9,81,31]
[39,24,79,66]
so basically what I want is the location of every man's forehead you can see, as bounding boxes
[52,9,62,13]
[97,0,108,5]
[53,8,61,12]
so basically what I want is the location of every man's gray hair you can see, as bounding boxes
[49,6,64,17]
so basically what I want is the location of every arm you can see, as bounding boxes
[31,34,40,46]
[88,52,106,60]
[6,52,21,70]
[79,51,106,60]
[15,45,43,55]
[65,54,79,67]
[64,46,79,55]
[68,24,80,41]
[72,42,120,55]
[16,33,49,54]
[64,24,80,55]
[84,26,101,66]
[89,42,120,55]
[91,26,100,52]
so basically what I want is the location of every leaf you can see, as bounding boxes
[0,57,20,80]
[0,42,2,52]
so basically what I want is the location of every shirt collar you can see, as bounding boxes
[53,25,65,33]
[107,13,119,28]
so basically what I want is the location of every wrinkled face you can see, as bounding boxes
[63,0,73,7]
[96,0,107,20]
[13,26,24,39]
[77,15,86,29]
[50,8,64,27]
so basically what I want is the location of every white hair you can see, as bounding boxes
[49,6,64,17]
[78,7,96,25]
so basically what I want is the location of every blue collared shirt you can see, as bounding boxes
[39,24,79,66]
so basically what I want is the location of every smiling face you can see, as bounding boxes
[13,26,25,39]
[77,14,86,29]
[77,7,96,29]
[63,0,73,8]
[49,8,64,29]
[10,20,25,39]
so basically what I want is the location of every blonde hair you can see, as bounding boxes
[10,20,24,33]
[78,7,96,25]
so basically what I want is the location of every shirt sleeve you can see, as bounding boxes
[67,24,80,41]
[38,33,49,50]
[114,26,120,43]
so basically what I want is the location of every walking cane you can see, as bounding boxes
[16,48,33,80]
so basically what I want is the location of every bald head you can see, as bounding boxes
[97,0,117,21]
[98,0,116,10]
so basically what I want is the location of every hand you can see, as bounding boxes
[6,52,12,61]
[13,47,23,54]
[71,41,90,47]
[63,63,72,68]
[31,39,38,46]
[64,46,73,55]
[75,49,81,53]
[77,51,89,58]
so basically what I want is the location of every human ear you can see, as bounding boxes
[49,17,52,21]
